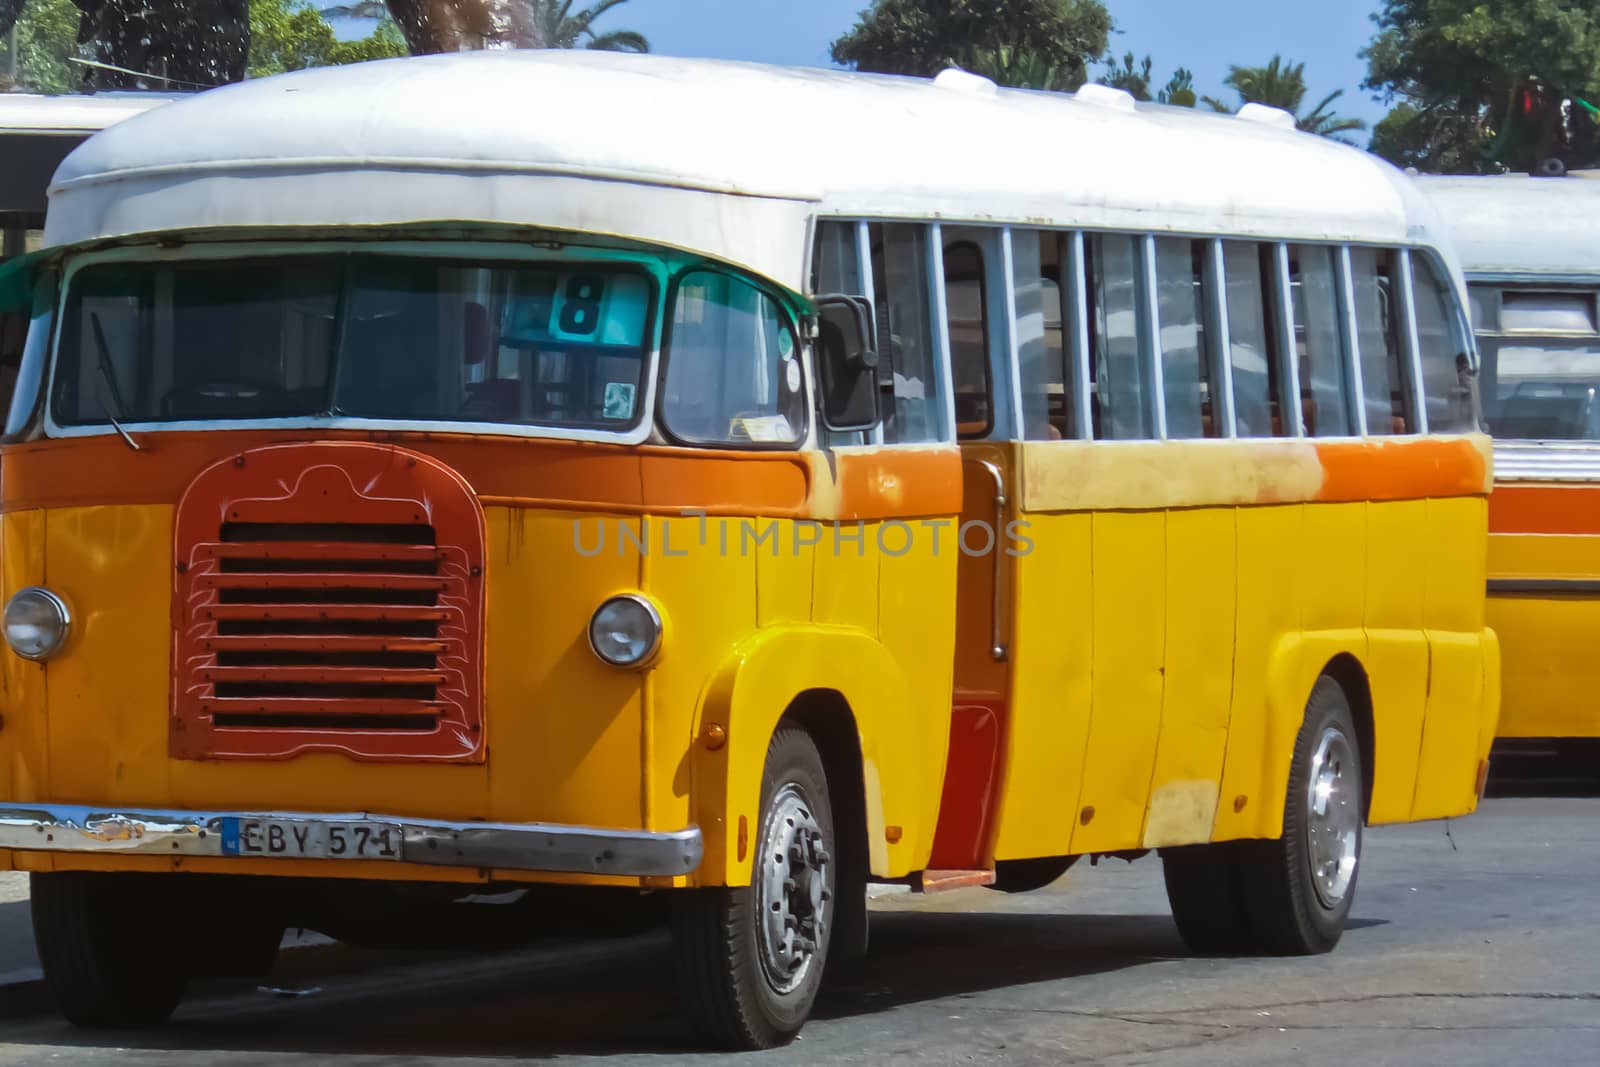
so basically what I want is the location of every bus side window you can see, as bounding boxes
[942,241,992,438]
[1088,233,1152,440]
[1411,254,1478,433]
[812,219,869,446]
[868,223,944,443]
[1221,242,1281,437]
[812,220,862,295]
[1011,229,1070,440]
[1350,246,1411,434]
[1154,237,1212,439]
[1289,245,1353,436]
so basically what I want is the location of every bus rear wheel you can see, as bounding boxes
[32,872,187,1028]
[671,726,836,1050]
[1238,675,1365,955]
[1161,842,1253,954]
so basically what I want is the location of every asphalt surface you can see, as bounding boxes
[0,793,1596,1065]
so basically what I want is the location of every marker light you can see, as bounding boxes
[587,594,662,668]
[4,587,71,661]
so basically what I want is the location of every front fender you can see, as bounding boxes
[687,625,943,886]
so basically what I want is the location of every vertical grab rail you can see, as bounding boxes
[971,459,1008,662]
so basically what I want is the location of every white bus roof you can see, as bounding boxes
[44,52,1444,293]
[0,92,181,134]
[1419,174,1600,281]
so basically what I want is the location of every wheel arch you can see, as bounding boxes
[779,689,871,961]
[1319,652,1376,823]
[686,625,941,887]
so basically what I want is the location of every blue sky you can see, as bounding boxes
[613,1,1391,133]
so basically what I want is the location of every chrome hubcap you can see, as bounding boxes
[1306,724,1360,909]
[756,783,831,995]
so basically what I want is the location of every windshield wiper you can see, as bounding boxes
[89,312,141,452]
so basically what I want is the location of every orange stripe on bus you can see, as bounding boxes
[1313,436,1491,503]
[1488,483,1600,535]
[0,431,962,521]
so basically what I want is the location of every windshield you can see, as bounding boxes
[50,256,654,431]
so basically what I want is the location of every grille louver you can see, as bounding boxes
[172,445,485,762]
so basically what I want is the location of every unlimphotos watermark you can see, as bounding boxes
[573,510,1034,558]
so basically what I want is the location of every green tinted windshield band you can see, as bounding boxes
[50,254,658,431]
[0,250,45,314]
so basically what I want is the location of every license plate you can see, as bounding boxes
[219,817,404,861]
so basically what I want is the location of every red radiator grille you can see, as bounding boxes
[172,445,485,762]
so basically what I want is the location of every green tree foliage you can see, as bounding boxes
[830,0,1112,92]
[1159,67,1195,107]
[1095,51,1195,106]
[249,0,406,78]
[0,0,80,93]
[1203,55,1365,140]
[524,0,646,52]
[1099,50,1151,98]
[1363,0,1600,173]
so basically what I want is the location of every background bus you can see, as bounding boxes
[0,92,178,262]
[1423,174,1600,750]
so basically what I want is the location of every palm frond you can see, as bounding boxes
[586,29,648,53]
[581,0,638,19]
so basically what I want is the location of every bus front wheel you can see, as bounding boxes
[671,726,836,1050]
[31,872,187,1028]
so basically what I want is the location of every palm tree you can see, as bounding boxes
[1203,55,1365,140]
[385,0,542,52]
[521,0,647,52]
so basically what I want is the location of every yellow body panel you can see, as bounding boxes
[0,511,46,869]
[993,440,1497,854]
[992,510,1092,861]
[1143,508,1236,849]
[1068,510,1166,854]
[1486,532,1600,738]
[1414,496,1498,818]
[1363,501,1430,823]
[1212,504,1304,841]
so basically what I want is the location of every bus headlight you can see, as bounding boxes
[587,594,662,668]
[4,587,72,661]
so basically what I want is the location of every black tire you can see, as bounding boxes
[990,855,1077,894]
[32,872,187,1028]
[671,726,836,1050]
[1161,842,1254,954]
[1237,675,1366,955]
[182,876,284,980]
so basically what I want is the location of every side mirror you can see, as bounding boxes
[463,301,493,366]
[814,294,880,432]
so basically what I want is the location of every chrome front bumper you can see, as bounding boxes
[0,804,702,878]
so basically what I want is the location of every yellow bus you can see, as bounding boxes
[0,54,1497,1049]
[1424,174,1600,749]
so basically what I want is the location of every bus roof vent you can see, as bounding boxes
[1073,83,1137,112]
[934,68,998,96]
[1235,102,1298,132]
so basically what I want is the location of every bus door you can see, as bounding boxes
[926,228,1023,873]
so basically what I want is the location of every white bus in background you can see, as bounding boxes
[0,92,179,261]
[1421,174,1600,752]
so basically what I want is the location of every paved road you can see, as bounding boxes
[0,796,1596,1065]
